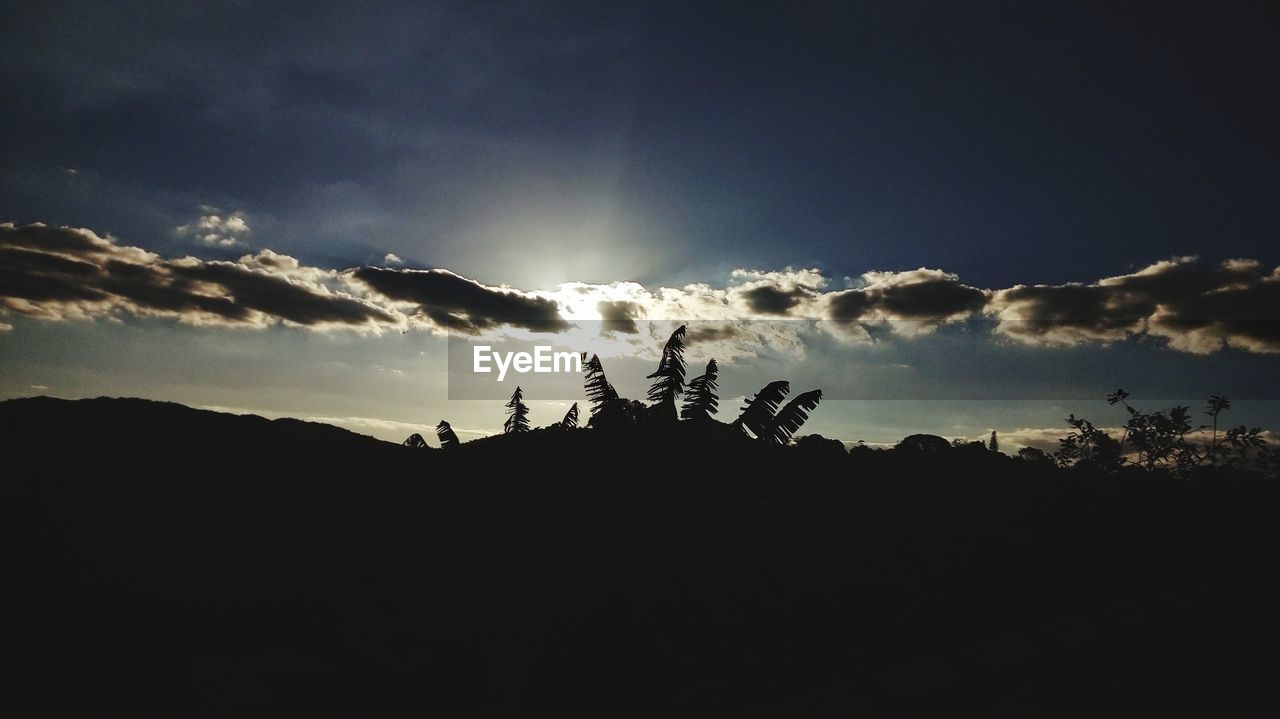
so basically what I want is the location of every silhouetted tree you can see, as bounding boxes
[793,433,847,458]
[766,389,822,445]
[1053,389,1276,476]
[584,354,619,413]
[1054,414,1122,472]
[403,433,428,448]
[1108,389,1204,474]
[560,402,580,429]
[732,381,790,439]
[504,386,530,434]
[605,399,649,428]
[1206,395,1230,461]
[1018,446,1054,464]
[681,359,719,421]
[585,354,640,429]
[646,324,687,408]
[988,430,999,453]
[896,434,951,452]
[435,420,460,449]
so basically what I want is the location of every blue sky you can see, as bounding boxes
[2,1,1278,445]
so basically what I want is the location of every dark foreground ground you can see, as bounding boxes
[3,397,1278,717]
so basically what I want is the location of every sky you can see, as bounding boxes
[2,1,1278,448]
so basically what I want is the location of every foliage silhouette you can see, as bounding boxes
[896,434,952,452]
[792,433,847,458]
[1054,390,1272,477]
[590,398,649,430]
[1018,446,1054,464]
[435,420,460,448]
[560,402,580,429]
[1054,414,1123,471]
[504,386,530,434]
[1206,395,1230,461]
[583,354,619,412]
[403,433,428,448]
[1108,389,1204,474]
[583,353,643,430]
[681,359,719,421]
[765,389,822,445]
[988,430,999,453]
[645,324,687,410]
[731,380,790,439]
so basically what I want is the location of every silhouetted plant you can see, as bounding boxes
[435,420,460,449]
[731,381,790,439]
[1018,446,1054,464]
[766,389,822,445]
[403,433,428,448]
[1219,424,1267,469]
[589,398,649,430]
[646,324,687,408]
[1194,395,1269,473]
[792,433,847,457]
[988,430,999,453]
[896,434,952,452]
[1206,395,1230,461]
[560,402,580,429]
[504,386,530,434]
[681,359,719,421]
[1108,389,1204,474]
[1054,415,1123,472]
[1055,390,1272,477]
[584,353,637,428]
[584,354,619,413]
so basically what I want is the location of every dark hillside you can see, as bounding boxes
[3,397,1278,716]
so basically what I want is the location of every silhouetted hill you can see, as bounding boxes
[3,397,1279,716]
[1,395,408,459]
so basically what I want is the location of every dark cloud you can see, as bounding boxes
[739,285,814,315]
[5,222,1278,355]
[686,325,744,345]
[172,261,395,327]
[351,267,568,334]
[874,278,987,320]
[596,300,641,334]
[825,269,987,335]
[0,223,398,328]
[989,258,1280,353]
[825,290,874,323]
[0,223,118,257]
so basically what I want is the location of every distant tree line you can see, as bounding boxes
[409,323,824,448]
[403,329,1277,478]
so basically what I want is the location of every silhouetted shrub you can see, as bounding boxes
[896,434,951,452]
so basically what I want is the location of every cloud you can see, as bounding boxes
[596,300,642,334]
[350,266,569,334]
[730,267,827,289]
[726,267,825,317]
[176,210,251,248]
[383,253,404,265]
[995,425,1280,455]
[5,221,1277,356]
[738,285,815,315]
[988,257,1280,353]
[0,223,400,329]
[685,324,743,345]
[823,268,988,338]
